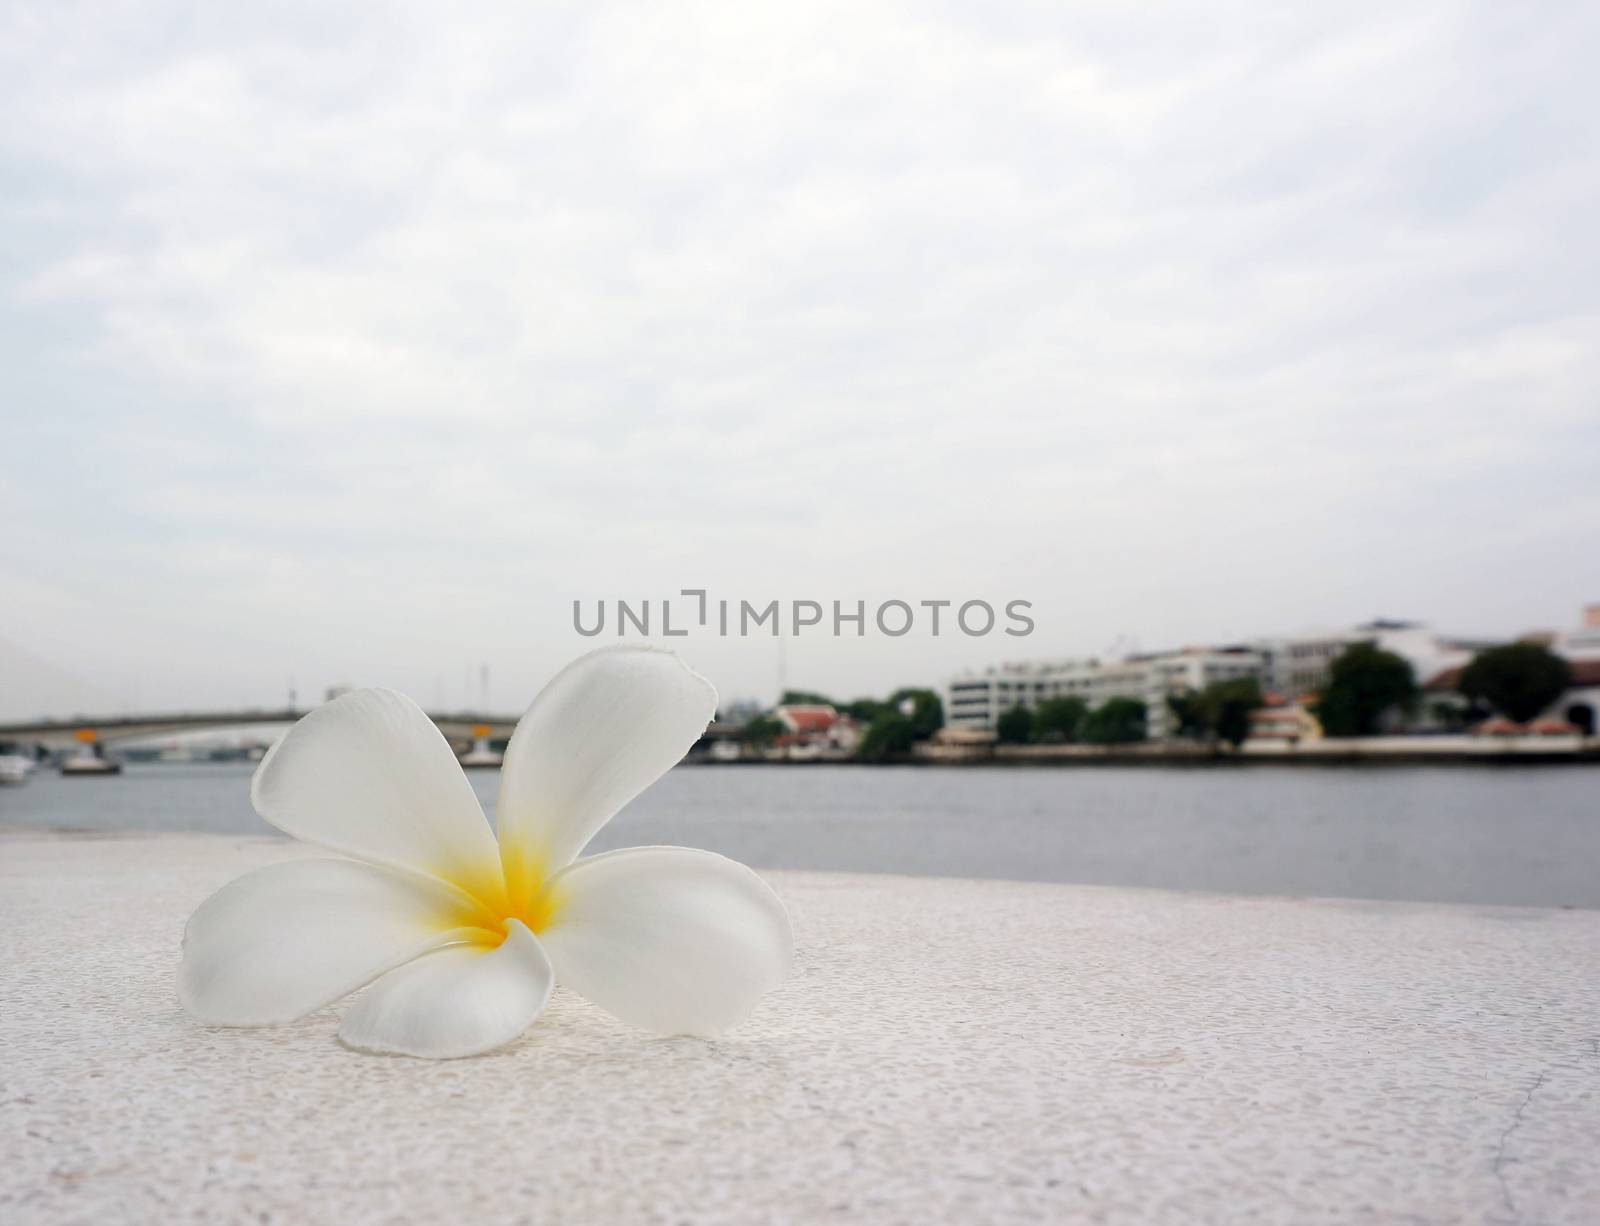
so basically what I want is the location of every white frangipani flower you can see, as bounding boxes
[178,647,792,1058]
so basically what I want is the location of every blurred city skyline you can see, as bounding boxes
[3,3,1597,719]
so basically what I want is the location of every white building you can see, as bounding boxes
[770,704,862,758]
[1419,606,1600,736]
[1354,620,1498,691]
[1558,604,1600,660]
[1249,632,1364,698]
[950,619,1512,741]
[1553,661,1600,735]
[947,648,1264,739]
[946,658,1117,732]
[1247,622,1499,702]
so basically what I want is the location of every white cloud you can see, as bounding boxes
[1,0,1597,715]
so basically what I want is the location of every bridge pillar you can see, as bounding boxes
[459,723,503,770]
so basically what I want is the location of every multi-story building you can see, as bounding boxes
[1419,606,1600,735]
[1249,632,1364,698]
[1249,622,1501,702]
[946,659,1111,732]
[946,647,1264,739]
[1138,649,1264,738]
[949,619,1512,741]
[1558,604,1600,660]
[1353,620,1498,691]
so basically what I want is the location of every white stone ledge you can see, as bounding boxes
[3,830,1598,1224]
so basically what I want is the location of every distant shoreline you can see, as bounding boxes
[688,756,1600,768]
[689,735,1600,767]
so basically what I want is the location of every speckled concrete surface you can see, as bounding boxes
[2,830,1598,1225]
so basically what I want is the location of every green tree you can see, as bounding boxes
[856,712,916,762]
[995,704,1034,744]
[1166,690,1206,739]
[742,715,785,748]
[1082,697,1147,744]
[1426,697,1472,732]
[842,698,889,723]
[780,690,834,707]
[887,688,944,739]
[1032,695,1088,742]
[1458,643,1573,723]
[1314,643,1417,736]
[1204,677,1263,748]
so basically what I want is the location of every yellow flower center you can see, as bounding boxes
[437,855,564,947]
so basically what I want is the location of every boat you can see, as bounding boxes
[0,742,36,785]
[458,724,503,770]
[60,727,122,775]
[60,750,122,776]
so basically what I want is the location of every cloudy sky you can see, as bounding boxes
[2,1,1596,719]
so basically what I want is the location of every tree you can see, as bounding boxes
[842,698,889,723]
[1032,695,1088,742]
[1082,697,1147,744]
[1314,643,1417,736]
[1426,697,1473,732]
[742,715,785,748]
[780,690,833,707]
[856,712,916,762]
[1166,690,1206,739]
[844,685,944,760]
[1165,681,1262,746]
[995,704,1034,744]
[1458,643,1573,723]
[1204,677,1263,748]
[888,688,944,739]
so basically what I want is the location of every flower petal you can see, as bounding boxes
[179,859,469,1026]
[338,920,553,1058]
[496,647,717,894]
[538,846,792,1037]
[252,688,504,897]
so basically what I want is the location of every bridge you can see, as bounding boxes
[0,709,523,753]
[0,710,745,759]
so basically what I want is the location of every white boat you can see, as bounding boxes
[0,754,33,785]
[61,751,121,776]
[458,727,502,770]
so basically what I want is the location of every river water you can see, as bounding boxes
[2,761,1596,907]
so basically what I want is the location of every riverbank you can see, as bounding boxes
[984,733,1600,765]
[686,733,1600,766]
[693,745,1600,766]
[4,830,1598,1224]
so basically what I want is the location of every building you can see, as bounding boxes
[1422,648,1600,737]
[771,704,862,759]
[1137,648,1264,738]
[1557,660,1600,734]
[1558,604,1600,660]
[946,647,1264,740]
[1352,620,1498,692]
[1249,632,1364,698]
[947,658,1108,731]
[1248,622,1498,703]
[1247,700,1322,744]
[1416,603,1600,735]
[950,609,1599,743]
[948,619,1509,742]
